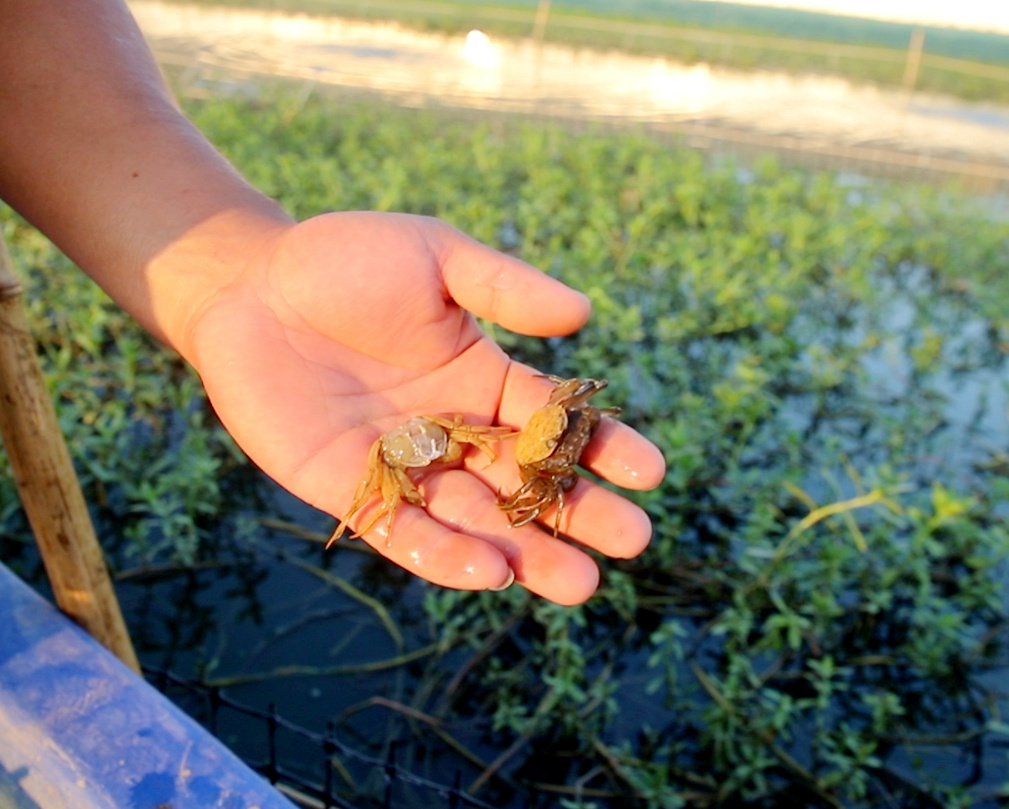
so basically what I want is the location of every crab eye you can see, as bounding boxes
[382,418,448,467]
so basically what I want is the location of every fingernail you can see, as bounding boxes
[489,568,515,592]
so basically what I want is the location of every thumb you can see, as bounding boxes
[439,228,591,337]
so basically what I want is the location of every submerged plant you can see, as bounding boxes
[4,90,1009,807]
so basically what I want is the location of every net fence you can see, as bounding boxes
[146,667,500,809]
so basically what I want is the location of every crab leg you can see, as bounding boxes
[326,439,385,548]
[499,478,552,528]
[356,465,426,546]
[425,415,519,465]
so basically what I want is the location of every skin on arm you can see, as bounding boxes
[0,0,294,343]
[0,0,667,605]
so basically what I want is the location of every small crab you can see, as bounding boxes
[327,415,517,548]
[499,376,621,536]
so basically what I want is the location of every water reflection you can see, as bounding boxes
[130,0,1009,170]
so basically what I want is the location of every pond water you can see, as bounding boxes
[5,268,1000,808]
[129,0,1009,182]
[96,471,1009,809]
[7,5,1009,806]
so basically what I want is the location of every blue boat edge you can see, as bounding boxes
[0,560,299,809]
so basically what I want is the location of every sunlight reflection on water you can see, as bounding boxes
[131,0,1009,169]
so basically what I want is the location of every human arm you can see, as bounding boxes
[0,0,666,605]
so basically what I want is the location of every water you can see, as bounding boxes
[8,4,1009,804]
[129,0,1009,179]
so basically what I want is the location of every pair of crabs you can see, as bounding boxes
[326,376,620,548]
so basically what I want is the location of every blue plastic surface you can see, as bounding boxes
[0,561,298,809]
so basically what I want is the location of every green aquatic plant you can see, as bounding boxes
[4,90,1009,806]
[0,215,244,566]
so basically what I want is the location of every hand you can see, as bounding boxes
[183,211,666,605]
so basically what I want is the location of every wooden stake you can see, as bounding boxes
[532,0,551,44]
[0,235,140,673]
[902,28,926,91]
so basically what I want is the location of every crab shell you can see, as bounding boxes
[513,378,610,471]
[513,404,569,467]
[380,417,460,468]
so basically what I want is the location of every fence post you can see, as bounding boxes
[0,234,140,673]
[266,702,279,784]
[903,27,926,91]
[533,0,551,44]
[532,0,551,89]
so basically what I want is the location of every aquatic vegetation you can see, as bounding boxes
[4,91,1009,807]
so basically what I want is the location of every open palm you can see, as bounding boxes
[184,211,665,605]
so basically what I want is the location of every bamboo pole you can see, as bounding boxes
[0,236,139,673]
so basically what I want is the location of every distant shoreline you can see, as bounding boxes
[133,0,1009,176]
[663,0,1009,38]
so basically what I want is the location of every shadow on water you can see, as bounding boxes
[0,763,41,809]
